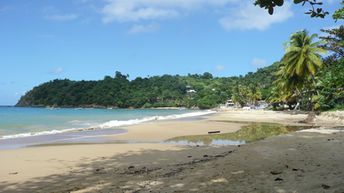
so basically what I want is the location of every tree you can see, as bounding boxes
[282,30,325,78]
[255,0,341,19]
[231,83,251,107]
[320,25,344,61]
[201,72,213,79]
[316,59,344,110]
[333,1,344,21]
[276,30,326,120]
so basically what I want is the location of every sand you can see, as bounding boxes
[111,118,244,142]
[0,110,343,193]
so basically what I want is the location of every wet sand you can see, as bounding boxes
[0,110,343,193]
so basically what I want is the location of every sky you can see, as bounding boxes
[0,0,342,105]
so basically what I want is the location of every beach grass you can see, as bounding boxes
[167,122,304,144]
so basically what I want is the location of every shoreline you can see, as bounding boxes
[1,110,343,192]
[0,109,215,149]
[2,109,343,150]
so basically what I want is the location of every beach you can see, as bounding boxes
[1,110,344,193]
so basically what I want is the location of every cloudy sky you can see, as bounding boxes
[0,0,341,105]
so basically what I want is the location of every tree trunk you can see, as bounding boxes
[304,111,316,123]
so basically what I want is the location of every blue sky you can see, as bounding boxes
[0,0,342,105]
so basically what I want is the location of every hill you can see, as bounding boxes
[16,64,279,109]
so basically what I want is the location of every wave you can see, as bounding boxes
[0,110,215,140]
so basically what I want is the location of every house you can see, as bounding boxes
[187,89,197,94]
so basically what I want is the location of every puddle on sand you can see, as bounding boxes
[166,122,312,146]
[164,139,246,147]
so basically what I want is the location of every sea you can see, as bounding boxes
[0,107,214,149]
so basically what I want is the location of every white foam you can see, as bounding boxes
[1,110,215,140]
[298,128,343,134]
[0,128,80,140]
[98,110,215,128]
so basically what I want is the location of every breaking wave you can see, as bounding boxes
[1,110,215,140]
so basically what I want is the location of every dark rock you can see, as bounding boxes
[270,171,282,175]
[274,177,283,181]
[9,172,18,175]
[187,155,192,158]
[203,155,209,158]
[128,166,135,169]
[321,184,330,189]
[94,167,106,174]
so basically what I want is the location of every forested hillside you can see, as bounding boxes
[16,65,278,109]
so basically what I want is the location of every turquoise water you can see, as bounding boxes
[0,107,211,139]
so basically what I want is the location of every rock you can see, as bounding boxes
[94,167,106,174]
[270,171,282,175]
[187,155,192,158]
[9,172,18,175]
[321,184,330,189]
[203,155,209,158]
[231,170,244,175]
[128,166,135,169]
[274,177,283,181]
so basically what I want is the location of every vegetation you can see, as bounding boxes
[167,122,303,144]
[333,1,344,21]
[17,67,278,109]
[270,30,326,111]
[255,0,343,19]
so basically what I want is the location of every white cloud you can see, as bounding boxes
[251,58,268,68]
[101,0,238,23]
[129,23,160,34]
[47,14,79,21]
[50,67,64,74]
[43,6,79,22]
[219,2,293,31]
[215,65,225,71]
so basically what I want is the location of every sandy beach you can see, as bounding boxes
[1,110,343,193]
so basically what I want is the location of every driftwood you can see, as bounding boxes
[208,131,220,134]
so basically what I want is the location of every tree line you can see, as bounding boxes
[16,67,277,109]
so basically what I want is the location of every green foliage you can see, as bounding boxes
[167,122,298,144]
[320,25,344,60]
[333,1,344,21]
[255,0,329,18]
[316,59,344,110]
[271,30,326,110]
[17,67,278,109]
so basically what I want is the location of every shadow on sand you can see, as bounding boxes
[0,145,237,193]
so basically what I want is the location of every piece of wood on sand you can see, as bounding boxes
[208,130,221,134]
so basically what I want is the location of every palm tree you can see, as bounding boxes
[277,30,326,121]
[282,30,325,79]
